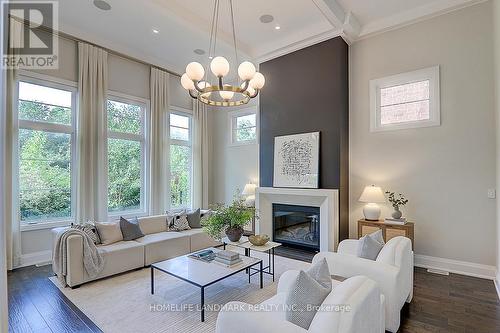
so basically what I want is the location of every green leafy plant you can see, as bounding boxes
[385,191,409,210]
[202,197,255,240]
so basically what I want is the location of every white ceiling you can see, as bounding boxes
[54,0,484,74]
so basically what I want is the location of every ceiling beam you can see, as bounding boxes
[311,0,360,43]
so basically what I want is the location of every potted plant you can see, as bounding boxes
[385,191,409,219]
[202,197,255,242]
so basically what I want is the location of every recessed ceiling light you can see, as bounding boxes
[152,29,159,34]
[259,14,274,24]
[275,25,281,30]
[93,0,111,11]
[193,49,205,55]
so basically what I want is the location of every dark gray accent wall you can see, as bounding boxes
[259,37,349,241]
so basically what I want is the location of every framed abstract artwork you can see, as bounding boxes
[273,132,320,188]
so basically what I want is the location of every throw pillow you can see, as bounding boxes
[119,217,145,241]
[186,208,201,228]
[369,229,385,245]
[170,213,191,231]
[306,258,332,289]
[285,263,332,329]
[95,222,123,245]
[166,209,186,229]
[357,230,385,260]
[71,222,100,244]
[200,210,212,226]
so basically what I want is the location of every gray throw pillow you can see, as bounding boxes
[285,261,332,330]
[186,208,201,228]
[306,258,332,289]
[357,230,385,260]
[120,217,145,241]
[370,229,385,245]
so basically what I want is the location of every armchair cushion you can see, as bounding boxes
[285,260,332,329]
[357,232,384,260]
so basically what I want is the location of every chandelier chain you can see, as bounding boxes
[229,0,239,83]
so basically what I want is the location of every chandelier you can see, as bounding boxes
[180,0,265,107]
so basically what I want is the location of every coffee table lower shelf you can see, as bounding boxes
[151,255,263,322]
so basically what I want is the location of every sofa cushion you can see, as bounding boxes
[120,217,145,241]
[187,208,201,228]
[179,228,221,251]
[93,241,145,279]
[135,232,191,265]
[95,222,123,245]
[137,215,169,235]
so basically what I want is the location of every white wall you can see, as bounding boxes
[350,2,496,268]
[210,103,259,205]
[494,0,500,285]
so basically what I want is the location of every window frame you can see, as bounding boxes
[169,106,193,210]
[16,70,78,230]
[106,91,150,220]
[369,66,440,132]
[228,106,259,146]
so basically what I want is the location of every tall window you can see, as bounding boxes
[17,77,76,224]
[169,111,192,209]
[229,108,257,145]
[370,66,440,132]
[107,96,147,216]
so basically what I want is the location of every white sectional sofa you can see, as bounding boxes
[52,213,221,287]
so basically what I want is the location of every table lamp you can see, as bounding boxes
[358,185,386,220]
[242,183,257,206]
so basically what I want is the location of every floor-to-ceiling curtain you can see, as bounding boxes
[76,42,108,223]
[5,18,22,270]
[149,68,170,214]
[193,100,210,209]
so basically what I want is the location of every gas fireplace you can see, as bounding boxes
[272,204,320,251]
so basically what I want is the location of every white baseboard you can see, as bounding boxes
[18,250,52,268]
[414,254,497,280]
[495,275,500,300]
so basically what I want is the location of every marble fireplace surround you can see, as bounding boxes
[255,187,339,252]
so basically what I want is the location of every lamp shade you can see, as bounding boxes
[242,183,257,196]
[359,185,385,203]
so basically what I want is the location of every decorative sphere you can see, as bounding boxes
[186,62,205,81]
[219,86,234,100]
[210,56,230,77]
[249,72,265,89]
[238,61,256,81]
[241,82,256,96]
[180,73,195,90]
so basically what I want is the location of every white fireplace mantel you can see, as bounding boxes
[255,187,339,251]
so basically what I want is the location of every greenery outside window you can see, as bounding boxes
[16,75,77,226]
[107,94,148,217]
[229,107,258,145]
[169,109,192,209]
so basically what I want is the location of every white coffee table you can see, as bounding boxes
[151,247,263,322]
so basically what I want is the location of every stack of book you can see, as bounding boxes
[384,217,407,225]
[214,250,242,267]
[188,249,216,262]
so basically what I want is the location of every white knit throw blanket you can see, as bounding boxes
[52,228,105,286]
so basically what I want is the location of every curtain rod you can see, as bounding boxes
[8,14,181,77]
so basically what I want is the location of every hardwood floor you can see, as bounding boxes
[8,263,500,332]
[8,265,102,333]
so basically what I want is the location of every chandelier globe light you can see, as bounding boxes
[180,0,265,107]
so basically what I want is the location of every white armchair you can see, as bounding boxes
[216,271,385,333]
[313,236,413,333]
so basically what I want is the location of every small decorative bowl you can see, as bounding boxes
[248,234,270,246]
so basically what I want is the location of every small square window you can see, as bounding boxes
[229,108,258,146]
[370,66,440,132]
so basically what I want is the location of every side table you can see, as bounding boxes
[223,236,282,281]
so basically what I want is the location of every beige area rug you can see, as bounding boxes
[49,247,310,333]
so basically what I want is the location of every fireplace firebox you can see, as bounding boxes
[272,204,320,251]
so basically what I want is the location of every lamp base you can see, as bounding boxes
[363,203,381,221]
